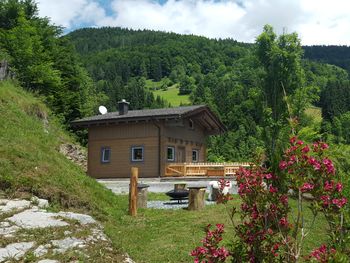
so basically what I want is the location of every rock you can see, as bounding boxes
[31,196,49,208]
[52,237,85,254]
[0,241,34,262]
[8,208,69,229]
[37,260,60,263]
[64,230,72,236]
[0,223,19,237]
[34,245,48,257]
[0,199,31,214]
[123,253,136,263]
[59,143,87,171]
[57,211,96,225]
[0,199,9,205]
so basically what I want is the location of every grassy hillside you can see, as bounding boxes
[145,79,190,106]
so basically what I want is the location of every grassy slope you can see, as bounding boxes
[0,81,330,262]
[0,81,129,261]
[145,79,190,106]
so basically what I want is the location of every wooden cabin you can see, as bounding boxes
[72,100,226,178]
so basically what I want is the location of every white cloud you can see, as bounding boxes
[36,0,350,45]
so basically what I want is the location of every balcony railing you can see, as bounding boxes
[164,162,251,177]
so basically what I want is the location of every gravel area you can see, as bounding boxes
[147,200,216,210]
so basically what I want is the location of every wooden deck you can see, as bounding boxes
[164,162,251,177]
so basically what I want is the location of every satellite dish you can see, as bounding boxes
[98,105,108,115]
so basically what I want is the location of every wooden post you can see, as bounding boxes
[129,167,138,216]
[188,187,206,211]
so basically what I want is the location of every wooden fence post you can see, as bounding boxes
[129,167,138,216]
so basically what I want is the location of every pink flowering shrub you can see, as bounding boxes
[191,137,349,262]
[231,165,291,262]
[306,244,336,262]
[216,179,233,204]
[280,137,348,248]
[191,224,230,263]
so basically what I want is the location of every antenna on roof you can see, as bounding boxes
[98,105,108,115]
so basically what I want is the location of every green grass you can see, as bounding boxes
[107,193,329,263]
[305,106,322,124]
[145,79,191,106]
[0,81,330,262]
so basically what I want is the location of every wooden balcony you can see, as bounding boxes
[164,162,251,177]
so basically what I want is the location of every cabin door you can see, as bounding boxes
[177,146,186,163]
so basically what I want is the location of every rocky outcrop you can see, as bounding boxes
[0,197,134,262]
[59,143,87,171]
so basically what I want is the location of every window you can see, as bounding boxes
[192,150,199,162]
[131,146,144,162]
[167,146,175,161]
[101,147,111,163]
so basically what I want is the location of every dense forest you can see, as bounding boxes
[1,0,350,170]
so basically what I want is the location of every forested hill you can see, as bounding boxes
[66,27,350,161]
[304,45,350,74]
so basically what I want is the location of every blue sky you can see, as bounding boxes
[37,0,350,45]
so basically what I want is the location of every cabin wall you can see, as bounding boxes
[88,123,159,178]
[87,119,208,178]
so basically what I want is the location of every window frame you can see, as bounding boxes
[192,149,199,163]
[167,146,175,162]
[101,147,111,163]
[131,146,144,162]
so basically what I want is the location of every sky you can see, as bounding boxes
[36,0,350,45]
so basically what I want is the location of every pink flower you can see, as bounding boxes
[269,186,278,193]
[332,198,347,209]
[324,181,334,192]
[335,182,343,192]
[290,136,297,144]
[323,158,335,174]
[320,195,331,207]
[320,142,329,149]
[302,145,310,153]
[265,173,273,180]
[309,157,321,170]
[301,183,314,192]
[279,161,288,170]
[279,194,288,206]
[296,140,304,145]
[279,217,289,227]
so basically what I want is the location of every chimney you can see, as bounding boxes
[118,99,129,115]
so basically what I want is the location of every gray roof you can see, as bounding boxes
[71,105,226,133]
[72,105,204,123]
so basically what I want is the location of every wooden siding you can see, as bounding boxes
[88,123,159,178]
[89,122,158,140]
[88,137,159,178]
[87,118,208,178]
